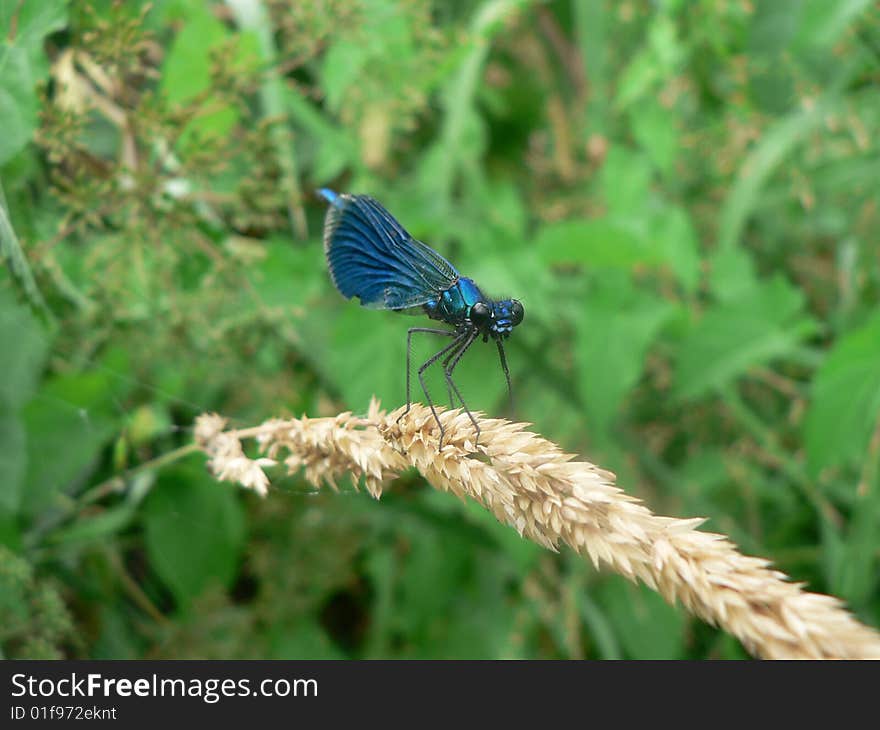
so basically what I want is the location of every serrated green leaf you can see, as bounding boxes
[144,462,245,609]
[805,313,880,476]
[675,276,817,400]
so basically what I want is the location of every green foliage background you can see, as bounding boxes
[1,0,879,659]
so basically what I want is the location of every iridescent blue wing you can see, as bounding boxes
[319,189,459,310]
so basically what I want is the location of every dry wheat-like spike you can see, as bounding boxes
[193,402,880,659]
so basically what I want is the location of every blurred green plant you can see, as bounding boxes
[0,0,878,659]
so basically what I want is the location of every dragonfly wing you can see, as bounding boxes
[321,192,459,310]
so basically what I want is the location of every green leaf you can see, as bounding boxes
[269,619,346,659]
[821,495,880,611]
[675,275,818,400]
[599,580,686,659]
[0,412,25,513]
[317,305,407,410]
[630,100,678,175]
[397,523,471,629]
[749,0,800,54]
[709,246,758,303]
[578,593,622,659]
[20,359,132,515]
[615,14,683,109]
[577,279,673,434]
[0,0,67,163]
[600,145,653,215]
[651,206,701,294]
[460,496,541,573]
[20,401,115,515]
[648,12,683,68]
[573,0,608,130]
[1,182,52,318]
[0,1,68,61]
[481,178,527,240]
[538,206,700,294]
[387,505,516,658]
[160,5,237,140]
[245,237,324,310]
[793,0,872,50]
[537,218,646,268]
[321,40,369,113]
[0,287,50,409]
[717,93,843,251]
[144,461,245,609]
[283,88,355,180]
[0,48,36,164]
[161,6,225,102]
[616,49,659,110]
[0,544,30,631]
[48,502,138,546]
[805,313,880,476]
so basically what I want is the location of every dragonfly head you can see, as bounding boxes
[470,299,524,339]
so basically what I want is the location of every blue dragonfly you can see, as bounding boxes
[317,189,524,448]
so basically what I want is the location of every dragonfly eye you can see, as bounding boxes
[470,301,492,329]
[510,300,524,326]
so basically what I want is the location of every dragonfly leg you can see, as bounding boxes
[496,339,514,412]
[415,333,469,448]
[440,344,461,409]
[398,328,456,424]
[444,332,480,445]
